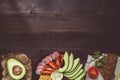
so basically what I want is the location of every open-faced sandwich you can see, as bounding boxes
[36,51,86,80]
[1,53,32,80]
[85,51,120,80]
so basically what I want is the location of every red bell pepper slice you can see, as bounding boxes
[48,61,58,70]
[43,65,55,72]
[55,56,61,68]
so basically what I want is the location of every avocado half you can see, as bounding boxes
[7,58,26,80]
[1,53,32,80]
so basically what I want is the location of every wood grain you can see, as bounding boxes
[0,0,120,79]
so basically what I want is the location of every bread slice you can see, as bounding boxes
[1,53,32,80]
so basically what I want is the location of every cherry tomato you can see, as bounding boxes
[88,66,99,79]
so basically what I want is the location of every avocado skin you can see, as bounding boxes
[7,58,26,80]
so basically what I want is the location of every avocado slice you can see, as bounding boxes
[64,63,80,75]
[67,58,80,72]
[57,51,69,72]
[68,69,84,80]
[64,64,83,78]
[7,58,26,80]
[75,71,86,80]
[65,53,74,72]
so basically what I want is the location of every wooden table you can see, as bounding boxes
[0,0,120,79]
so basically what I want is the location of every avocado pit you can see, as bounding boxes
[13,65,23,75]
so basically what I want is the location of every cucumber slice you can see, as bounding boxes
[51,71,63,80]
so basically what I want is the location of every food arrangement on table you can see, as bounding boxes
[1,51,120,80]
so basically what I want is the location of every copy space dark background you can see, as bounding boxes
[0,0,120,80]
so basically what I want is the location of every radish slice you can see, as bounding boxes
[45,56,53,61]
[36,68,42,75]
[42,58,50,64]
[53,51,60,57]
[38,62,46,66]
[49,54,56,60]
[37,65,44,69]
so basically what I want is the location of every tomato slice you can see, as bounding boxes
[88,66,99,79]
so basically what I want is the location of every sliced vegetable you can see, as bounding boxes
[88,66,99,79]
[51,71,63,80]
[100,56,108,64]
[92,51,101,59]
[40,70,53,75]
[48,61,58,70]
[55,56,61,68]
[95,56,108,68]
[42,58,50,64]
[45,56,53,61]
[39,75,52,80]
[60,53,64,63]
[53,51,60,57]
[43,65,55,72]
[95,61,103,68]
[38,62,46,66]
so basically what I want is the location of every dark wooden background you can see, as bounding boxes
[0,0,120,79]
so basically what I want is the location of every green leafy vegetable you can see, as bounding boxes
[100,56,108,64]
[95,56,108,68]
[92,51,101,59]
[95,61,103,67]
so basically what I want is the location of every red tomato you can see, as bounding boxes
[88,66,99,79]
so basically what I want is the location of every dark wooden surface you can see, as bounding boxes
[0,0,120,80]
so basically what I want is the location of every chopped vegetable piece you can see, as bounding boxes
[100,56,108,64]
[92,51,101,59]
[60,54,64,63]
[88,66,99,79]
[40,70,53,75]
[55,56,61,68]
[43,65,55,72]
[39,75,52,80]
[95,61,103,68]
[48,61,58,70]
[51,71,63,80]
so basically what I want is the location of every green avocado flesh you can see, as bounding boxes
[7,58,26,80]
[75,71,86,80]
[68,69,84,80]
[57,51,69,72]
[65,53,74,72]
[64,64,83,77]
[68,58,80,72]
